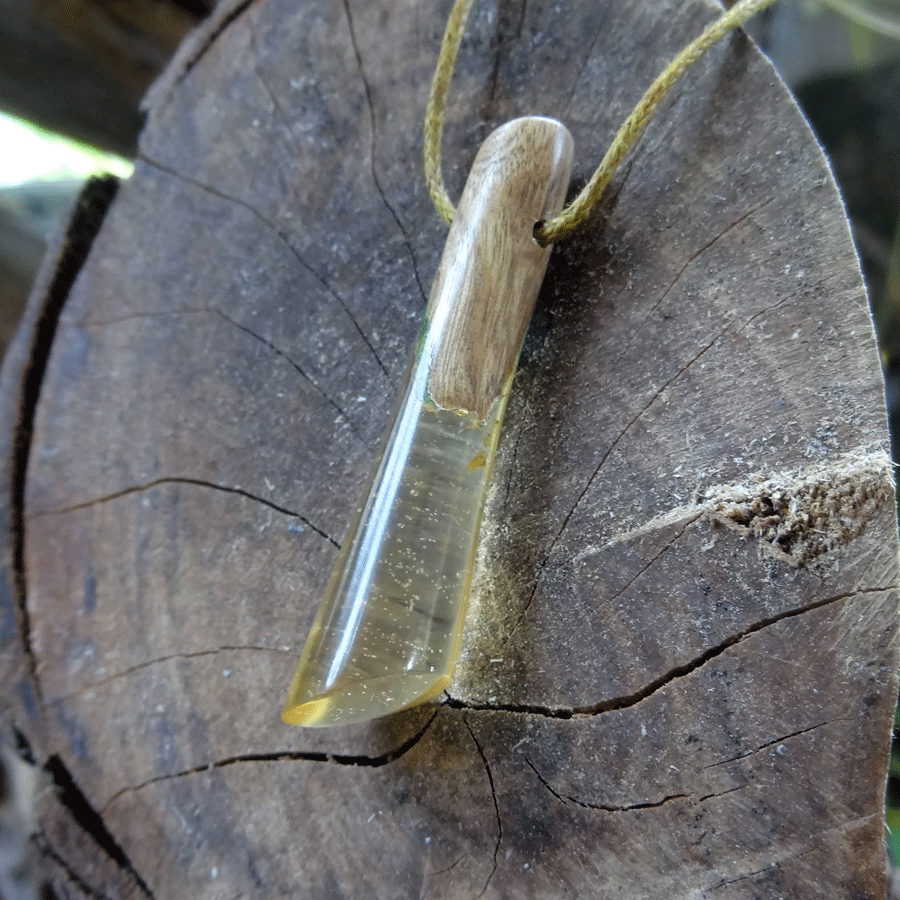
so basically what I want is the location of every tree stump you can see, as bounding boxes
[1,0,898,897]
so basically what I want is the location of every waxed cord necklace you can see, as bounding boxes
[425,0,779,246]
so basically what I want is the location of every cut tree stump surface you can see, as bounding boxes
[1,0,898,898]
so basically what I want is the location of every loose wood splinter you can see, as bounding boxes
[282,117,573,727]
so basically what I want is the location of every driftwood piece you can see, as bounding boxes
[0,0,898,897]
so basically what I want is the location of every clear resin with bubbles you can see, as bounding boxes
[281,350,509,727]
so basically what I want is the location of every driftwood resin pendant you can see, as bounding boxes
[283,117,573,727]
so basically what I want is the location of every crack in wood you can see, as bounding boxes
[591,513,701,612]
[701,719,840,770]
[9,177,121,708]
[710,861,785,891]
[522,754,568,802]
[101,707,440,812]
[726,268,845,346]
[613,196,776,370]
[562,1,613,117]
[136,154,395,385]
[37,831,117,900]
[524,756,689,812]
[44,755,156,899]
[451,587,894,719]
[61,304,368,443]
[732,267,848,343]
[708,844,821,892]
[486,17,502,116]
[516,0,528,39]
[463,717,501,900]
[64,308,212,328]
[596,156,636,223]
[341,0,429,309]
[46,645,293,707]
[427,853,467,879]
[26,475,340,547]
[213,308,366,443]
[555,320,729,529]
[500,323,730,649]
[500,360,543,514]
[524,758,752,816]
[481,0,536,120]
[246,11,302,158]
[694,784,750,804]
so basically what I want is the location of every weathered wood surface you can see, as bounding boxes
[0,0,898,897]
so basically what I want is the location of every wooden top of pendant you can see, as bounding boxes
[426,117,573,418]
[1,1,897,899]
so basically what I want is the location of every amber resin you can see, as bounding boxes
[282,360,509,727]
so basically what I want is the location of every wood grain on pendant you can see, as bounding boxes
[426,117,574,418]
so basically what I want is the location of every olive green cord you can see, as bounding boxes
[424,0,780,246]
[424,0,475,228]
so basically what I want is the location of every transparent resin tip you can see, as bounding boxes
[282,361,508,728]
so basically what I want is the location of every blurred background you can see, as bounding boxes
[0,0,212,363]
[0,0,898,898]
